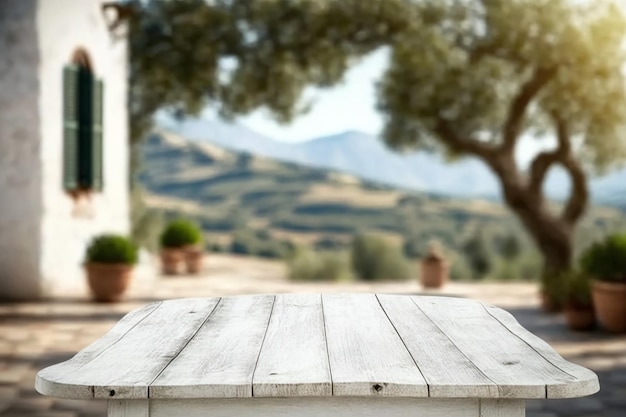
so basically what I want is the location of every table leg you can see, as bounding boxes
[108,400,149,417]
[480,400,525,417]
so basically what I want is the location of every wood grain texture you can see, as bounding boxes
[38,298,220,399]
[36,294,599,401]
[483,303,599,398]
[412,296,576,398]
[150,397,480,417]
[36,302,163,399]
[108,400,149,417]
[377,294,498,398]
[150,295,275,399]
[480,400,525,417]
[322,293,428,397]
[253,294,331,397]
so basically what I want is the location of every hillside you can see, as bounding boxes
[139,130,626,267]
[163,117,626,204]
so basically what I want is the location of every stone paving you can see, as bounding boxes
[0,254,625,417]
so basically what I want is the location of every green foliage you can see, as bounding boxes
[462,232,494,280]
[497,234,522,261]
[540,268,568,310]
[580,234,626,282]
[230,228,294,259]
[402,237,426,259]
[128,0,626,286]
[350,234,412,281]
[288,248,352,282]
[563,269,592,308]
[160,219,203,248]
[141,133,626,276]
[85,234,138,265]
[313,236,347,251]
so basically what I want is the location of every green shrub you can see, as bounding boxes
[85,234,138,265]
[288,249,352,282]
[160,219,203,248]
[580,234,626,282]
[314,236,347,251]
[350,234,412,281]
[563,269,592,308]
[462,232,494,280]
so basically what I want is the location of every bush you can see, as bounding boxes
[314,236,347,251]
[462,232,494,280]
[85,234,138,265]
[350,234,412,281]
[229,229,295,259]
[580,234,626,282]
[563,269,592,308]
[288,249,352,282]
[160,219,203,248]
[402,237,426,259]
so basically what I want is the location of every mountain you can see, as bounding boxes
[162,117,626,206]
[138,129,626,267]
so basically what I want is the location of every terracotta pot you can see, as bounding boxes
[85,263,133,303]
[564,305,595,331]
[592,280,626,333]
[184,245,204,274]
[160,248,184,275]
[420,259,448,289]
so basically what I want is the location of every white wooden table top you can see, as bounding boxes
[35,294,599,401]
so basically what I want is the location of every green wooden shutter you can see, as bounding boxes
[91,79,104,191]
[62,65,80,191]
[77,66,94,188]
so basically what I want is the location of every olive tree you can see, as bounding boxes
[127,0,626,288]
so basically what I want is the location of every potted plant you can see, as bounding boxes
[580,234,626,333]
[561,269,595,331]
[84,234,138,302]
[160,219,204,275]
[419,241,448,289]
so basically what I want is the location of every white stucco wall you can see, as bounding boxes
[0,0,129,300]
[0,0,43,300]
[38,0,130,295]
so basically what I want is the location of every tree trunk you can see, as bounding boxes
[495,164,574,309]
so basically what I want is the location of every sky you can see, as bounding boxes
[203,49,389,143]
[201,48,549,166]
[196,0,626,163]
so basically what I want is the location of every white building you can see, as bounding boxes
[0,0,130,300]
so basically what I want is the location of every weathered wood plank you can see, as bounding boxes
[377,294,498,397]
[36,294,600,401]
[150,295,275,398]
[480,399,525,417]
[483,303,599,398]
[39,298,221,399]
[412,296,575,398]
[150,397,480,417]
[253,294,331,397]
[108,400,149,417]
[36,302,163,399]
[322,293,428,397]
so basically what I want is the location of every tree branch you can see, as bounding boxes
[501,67,556,153]
[434,118,499,160]
[527,111,571,195]
[526,115,587,224]
[554,118,588,224]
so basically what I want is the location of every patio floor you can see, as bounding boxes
[1,254,625,417]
